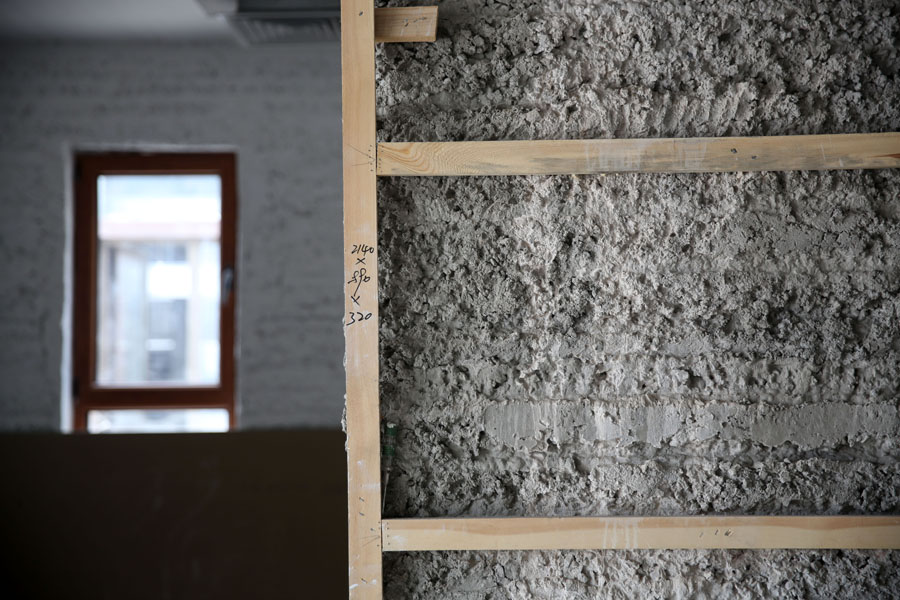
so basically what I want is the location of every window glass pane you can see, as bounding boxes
[95,175,221,386]
[87,409,230,433]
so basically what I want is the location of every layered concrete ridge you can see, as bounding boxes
[375,0,900,596]
[484,401,900,452]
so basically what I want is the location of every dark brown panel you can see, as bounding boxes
[0,430,346,600]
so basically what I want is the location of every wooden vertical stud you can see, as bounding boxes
[341,0,381,598]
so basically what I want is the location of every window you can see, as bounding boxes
[73,153,237,432]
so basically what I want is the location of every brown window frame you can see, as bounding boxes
[73,152,237,431]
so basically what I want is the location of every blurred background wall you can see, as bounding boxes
[0,39,344,430]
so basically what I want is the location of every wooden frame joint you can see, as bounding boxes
[374,7,438,44]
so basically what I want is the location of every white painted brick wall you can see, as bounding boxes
[0,41,344,430]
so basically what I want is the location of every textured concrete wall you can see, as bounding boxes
[0,41,343,430]
[377,0,900,596]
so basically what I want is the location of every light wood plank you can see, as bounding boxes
[383,516,900,551]
[341,0,382,598]
[376,133,900,176]
[374,6,438,43]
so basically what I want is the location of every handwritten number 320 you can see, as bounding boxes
[348,312,373,325]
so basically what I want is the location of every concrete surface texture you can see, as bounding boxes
[375,0,900,597]
[0,42,344,430]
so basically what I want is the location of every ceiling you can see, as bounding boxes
[0,0,233,41]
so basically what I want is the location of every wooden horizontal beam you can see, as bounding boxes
[383,516,900,551]
[374,7,438,43]
[376,133,900,176]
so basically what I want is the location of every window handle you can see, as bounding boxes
[222,267,235,305]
